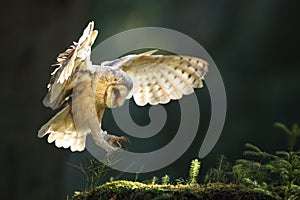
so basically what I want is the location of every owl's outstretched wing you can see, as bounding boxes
[102,50,208,106]
[43,21,98,109]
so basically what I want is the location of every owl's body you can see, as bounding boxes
[38,22,208,154]
[40,62,133,152]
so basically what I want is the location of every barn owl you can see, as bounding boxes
[38,21,208,155]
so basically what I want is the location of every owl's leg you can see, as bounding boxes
[90,128,121,153]
[89,116,127,155]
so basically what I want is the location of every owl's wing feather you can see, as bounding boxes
[104,50,208,106]
[43,21,98,110]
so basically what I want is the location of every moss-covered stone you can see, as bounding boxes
[72,180,278,200]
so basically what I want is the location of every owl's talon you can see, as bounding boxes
[110,136,127,147]
[103,132,127,148]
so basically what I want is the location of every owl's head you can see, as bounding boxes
[102,69,133,109]
[105,83,131,108]
[94,67,133,108]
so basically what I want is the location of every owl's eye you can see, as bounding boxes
[113,88,120,98]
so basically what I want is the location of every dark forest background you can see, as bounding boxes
[1,0,300,199]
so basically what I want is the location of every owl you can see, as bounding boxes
[38,21,208,155]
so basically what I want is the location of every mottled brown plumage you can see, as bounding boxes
[38,21,208,154]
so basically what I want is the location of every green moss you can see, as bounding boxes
[72,180,278,200]
[71,122,300,200]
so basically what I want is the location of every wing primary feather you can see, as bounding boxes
[152,71,170,104]
[147,72,160,105]
[159,68,183,100]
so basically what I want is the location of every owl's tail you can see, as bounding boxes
[38,104,86,151]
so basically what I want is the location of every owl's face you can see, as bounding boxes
[105,84,130,108]
[100,67,133,109]
[93,67,133,109]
